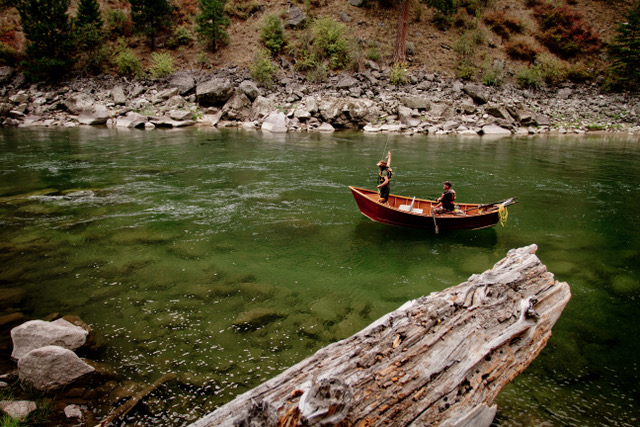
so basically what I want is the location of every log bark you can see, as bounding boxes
[191,245,571,427]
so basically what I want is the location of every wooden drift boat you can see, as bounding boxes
[349,186,517,231]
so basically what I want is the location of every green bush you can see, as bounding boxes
[390,62,408,86]
[105,8,128,38]
[260,14,285,56]
[168,26,194,48]
[366,46,381,62]
[516,65,543,88]
[225,0,261,20]
[456,60,477,81]
[537,52,567,85]
[311,17,351,70]
[481,60,504,86]
[149,52,175,78]
[251,49,277,87]
[114,48,142,76]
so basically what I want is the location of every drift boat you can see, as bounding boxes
[349,186,517,231]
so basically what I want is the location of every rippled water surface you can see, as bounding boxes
[1,128,639,425]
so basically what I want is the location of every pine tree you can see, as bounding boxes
[129,0,173,50]
[17,0,75,80]
[608,1,640,85]
[76,0,102,28]
[195,0,230,52]
[75,0,105,74]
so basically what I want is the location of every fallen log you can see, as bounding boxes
[191,244,571,427]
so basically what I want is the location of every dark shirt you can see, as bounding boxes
[378,168,390,187]
[440,189,455,211]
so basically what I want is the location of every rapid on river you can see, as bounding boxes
[0,127,639,426]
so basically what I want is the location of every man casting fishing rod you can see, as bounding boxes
[376,151,392,204]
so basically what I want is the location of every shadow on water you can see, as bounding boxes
[352,220,499,249]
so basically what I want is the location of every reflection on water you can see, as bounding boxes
[1,128,639,425]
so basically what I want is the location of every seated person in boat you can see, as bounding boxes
[433,181,456,214]
[376,151,392,204]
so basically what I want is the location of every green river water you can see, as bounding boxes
[0,127,639,426]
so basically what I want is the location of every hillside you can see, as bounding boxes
[0,0,636,83]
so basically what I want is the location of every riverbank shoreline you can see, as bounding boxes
[1,65,640,136]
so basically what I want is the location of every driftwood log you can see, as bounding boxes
[191,244,571,427]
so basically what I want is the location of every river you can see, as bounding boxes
[0,127,638,425]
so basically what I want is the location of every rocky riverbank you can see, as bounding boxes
[1,64,640,136]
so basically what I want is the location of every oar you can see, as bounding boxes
[463,197,518,213]
[432,207,439,234]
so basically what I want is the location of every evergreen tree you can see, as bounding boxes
[76,0,102,28]
[608,1,640,85]
[129,0,173,50]
[17,0,75,80]
[195,0,230,52]
[75,0,105,74]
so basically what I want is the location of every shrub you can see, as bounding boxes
[481,60,504,86]
[506,39,539,62]
[251,48,277,87]
[260,15,285,56]
[484,11,524,40]
[168,26,194,48]
[0,41,20,66]
[454,28,486,59]
[366,45,381,62]
[225,0,261,20]
[105,8,128,38]
[311,17,351,70]
[534,2,602,58]
[149,52,174,78]
[537,52,567,85]
[114,48,142,76]
[566,62,592,83]
[516,65,544,88]
[390,62,408,86]
[456,60,477,81]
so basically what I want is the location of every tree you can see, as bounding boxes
[74,0,105,73]
[608,1,640,85]
[17,0,75,80]
[129,0,173,50]
[392,0,410,64]
[195,0,230,52]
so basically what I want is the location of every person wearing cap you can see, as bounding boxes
[376,151,392,204]
[433,181,456,214]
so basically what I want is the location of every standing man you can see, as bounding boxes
[433,181,456,214]
[376,151,392,204]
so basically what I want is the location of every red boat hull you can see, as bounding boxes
[349,186,503,231]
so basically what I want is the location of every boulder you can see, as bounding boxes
[222,93,252,120]
[485,104,513,121]
[63,93,94,114]
[152,87,179,104]
[169,72,196,95]
[335,75,359,90]
[250,96,273,121]
[287,4,307,28]
[0,66,13,85]
[463,84,490,105]
[196,78,234,107]
[11,319,88,360]
[398,106,421,127]
[238,80,260,101]
[18,345,95,391]
[116,111,147,128]
[261,111,288,133]
[399,95,430,111]
[318,122,335,133]
[169,110,193,121]
[480,125,512,135]
[78,104,110,125]
[0,400,37,421]
[111,85,126,105]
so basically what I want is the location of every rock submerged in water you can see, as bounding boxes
[232,308,285,330]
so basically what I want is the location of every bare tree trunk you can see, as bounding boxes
[392,0,411,64]
[191,245,571,427]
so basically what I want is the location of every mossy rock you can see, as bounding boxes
[232,308,285,331]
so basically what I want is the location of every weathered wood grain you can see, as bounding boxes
[191,244,571,427]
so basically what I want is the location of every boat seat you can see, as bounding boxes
[399,196,422,214]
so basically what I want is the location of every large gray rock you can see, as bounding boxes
[250,96,272,121]
[111,85,126,105]
[196,78,234,107]
[18,345,95,391]
[11,319,88,360]
[152,87,179,104]
[463,84,490,105]
[480,125,512,135]
[398,106,421,127]
[169,110,193,121]
[116,111,147,128]
[399,95,430,111]
[261,111,288,133]
[169,72,196,95]
[0,400,37,421]
[0,66,13,85]
[485,104,513,121]
[78,104,110,125]
[63,93,95,114]
[222,93,252,121]
[238,80,260,101]
[335,75,359,90]
[287,4,306,28]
